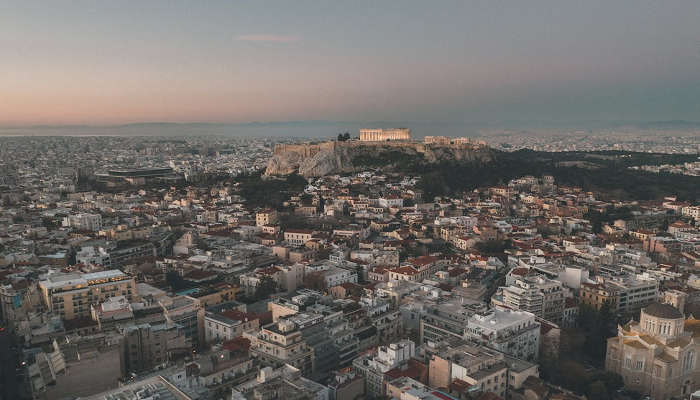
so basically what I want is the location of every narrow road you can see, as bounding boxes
[0,329,24,400]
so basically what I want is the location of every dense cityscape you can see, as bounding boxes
[4,1,700,399]
[0,128,698,400]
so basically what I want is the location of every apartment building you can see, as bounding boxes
[352,339,415,397]
[62,212,102,232]
[681,205,700,221]
[247,319,315,377]
[428,344,509,399]
[610,275,659,315]
[120,322,189,375]
[256,209,278,226]
[108,240,156,267]
[465,307,541,362]
[39,270,137,320]
[204,307,259,344]
[420,299,487,344]
[580,281,619,310]
[492,275,565,324]
[284,229,314,246]
[581,275,659,316]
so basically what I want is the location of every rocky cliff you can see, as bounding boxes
[265,141,495,177]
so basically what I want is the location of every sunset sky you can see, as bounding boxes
[2,1,700,126]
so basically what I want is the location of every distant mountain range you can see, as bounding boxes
[1,119,698,137]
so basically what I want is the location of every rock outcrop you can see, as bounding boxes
[265,141,494,177]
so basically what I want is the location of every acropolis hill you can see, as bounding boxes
[264,137,493,177]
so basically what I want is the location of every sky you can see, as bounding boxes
[2,1,700,127]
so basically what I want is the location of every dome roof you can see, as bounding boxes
[643,302,682,319]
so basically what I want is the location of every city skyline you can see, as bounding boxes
[3,1,700,127]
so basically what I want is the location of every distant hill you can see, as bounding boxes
[264,140,494,177]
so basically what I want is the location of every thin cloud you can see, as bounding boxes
[235,35,300,43]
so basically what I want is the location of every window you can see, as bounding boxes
[683,351,695,371]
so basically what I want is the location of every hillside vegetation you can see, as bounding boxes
[352,149,700,202]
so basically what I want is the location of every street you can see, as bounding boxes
[0,329,25,400]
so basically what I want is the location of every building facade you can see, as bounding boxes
[465,307,541,362]
[39,270,137,320]
[606,302,699,399]
[247,319,315,377]
[492,275,565,324]
[121,322,189,375]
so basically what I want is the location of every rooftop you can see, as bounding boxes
[643,302,683,319]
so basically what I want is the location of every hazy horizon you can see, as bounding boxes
[2,119,700,139]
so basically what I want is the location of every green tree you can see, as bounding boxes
[560,360,587,393]
[303,272,328,291]
[591,371,623,394]
[587,380,610,400]
[255,276,278,300]
[166,271,190,291]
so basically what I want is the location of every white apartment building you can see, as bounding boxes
[492,275,565,324]
[62,213,102,231]
[323,266,357,288]
[75,245,111,267]
[465,307,541,361]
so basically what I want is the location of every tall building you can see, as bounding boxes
[359,128,411,142]
[492,275,565,324]
[606,302,699,399]
[39,270,137,320]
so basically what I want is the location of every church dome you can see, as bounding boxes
[643,302,683,320]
